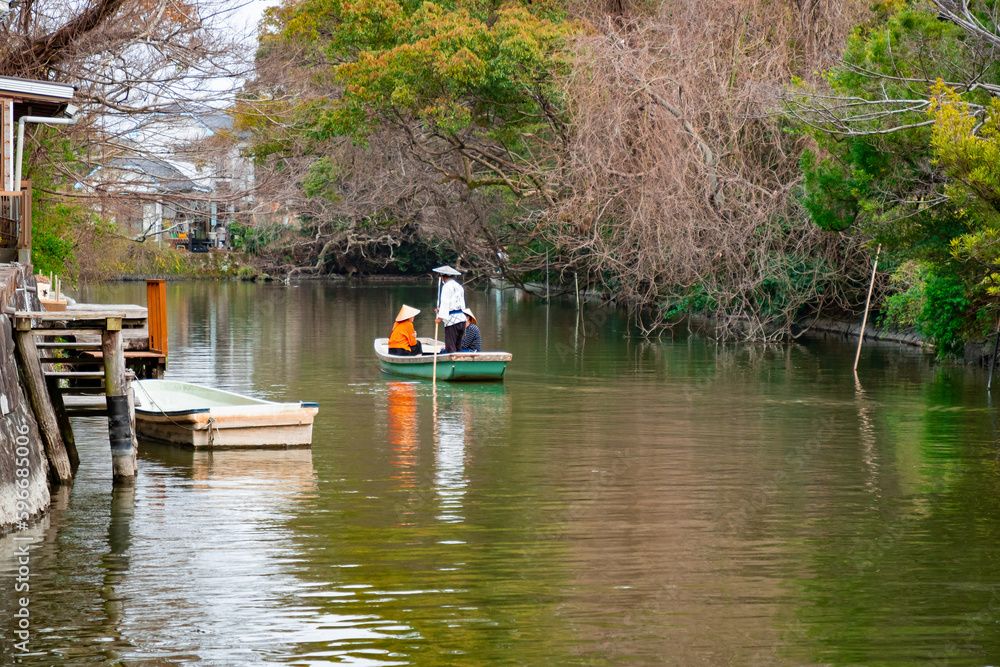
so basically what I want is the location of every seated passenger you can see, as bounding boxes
[388,305,423,356]
[460,308,481,352]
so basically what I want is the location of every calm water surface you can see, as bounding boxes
[4,281,1000,665]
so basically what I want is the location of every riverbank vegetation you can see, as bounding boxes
[234,0,1000,350]
[786,1,1000,355]
[236,0,876,340]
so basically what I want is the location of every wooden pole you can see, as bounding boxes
[988,314,1000,391]
[17,181,31,264]
[45,375,79,471]
[126,374,139,475]
[853,244,881,372]
[545,252,550,300]
[102,317,136,483]
[433,276,441,389]
[14,319,73,484]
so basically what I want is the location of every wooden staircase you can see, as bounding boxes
[13,307,148,484]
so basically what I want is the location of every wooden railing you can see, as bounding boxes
[0,180,32,262]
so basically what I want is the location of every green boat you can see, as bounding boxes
[374,337,512,381]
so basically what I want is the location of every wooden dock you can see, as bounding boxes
[12,280,168,485]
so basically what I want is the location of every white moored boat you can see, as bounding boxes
[133,380,319,448]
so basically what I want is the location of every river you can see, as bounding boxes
[3,280,1000,665]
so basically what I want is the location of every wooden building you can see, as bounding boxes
[0,75,76,264]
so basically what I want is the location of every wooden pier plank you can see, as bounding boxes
[13,308,146,322]
[28,328,110,337]
[64,409,110,417]
[38,328,153,350]
[82,350,167,359]
[63,395,107,409]
[60,303,147,319]
[52,386,106,394]
[37,357,105,364]
[36,342,102,349]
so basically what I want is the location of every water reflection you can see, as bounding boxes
[100,485,134,663]
[433,384,511,525]
[387,382,418,489]
[433,392,468,524]
[854,373,882,499]
[139,440,318,496]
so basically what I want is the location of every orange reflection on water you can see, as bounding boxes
[387,381,419,488]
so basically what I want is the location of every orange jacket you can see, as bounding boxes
[388,320,418,350]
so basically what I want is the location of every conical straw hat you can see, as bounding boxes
[395,305,421,321]
[432,265,462,276]
[462,307,477,324]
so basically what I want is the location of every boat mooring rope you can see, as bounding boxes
[133,381,219,441]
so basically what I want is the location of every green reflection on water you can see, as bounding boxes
[776,363,1000,667]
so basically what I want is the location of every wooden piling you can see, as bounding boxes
[14,318,74,484]
[45,375,79,471]
[126,373,138,475]
[102,317,136,483]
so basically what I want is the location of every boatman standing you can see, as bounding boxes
[434,265,466,353]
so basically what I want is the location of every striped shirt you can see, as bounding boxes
[461,324,482,352]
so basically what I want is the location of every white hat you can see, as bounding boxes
[462,307,477,324]
[432,265,462,276]
[395,305,420,321]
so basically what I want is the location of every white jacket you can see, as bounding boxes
[438,279,466,327]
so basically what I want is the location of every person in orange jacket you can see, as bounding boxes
[388,305,423,356]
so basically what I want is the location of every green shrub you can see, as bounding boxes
[919,271,970,357]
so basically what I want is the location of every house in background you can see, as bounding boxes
[80,106,254,251]
[0,75,76,264]
[85,154,211,249]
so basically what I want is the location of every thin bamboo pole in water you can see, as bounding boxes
[853,244,881,372]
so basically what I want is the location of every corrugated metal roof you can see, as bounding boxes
[0,75,75,100]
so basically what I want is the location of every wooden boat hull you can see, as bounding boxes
[133,380,319,449]
[374,338,511,381]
